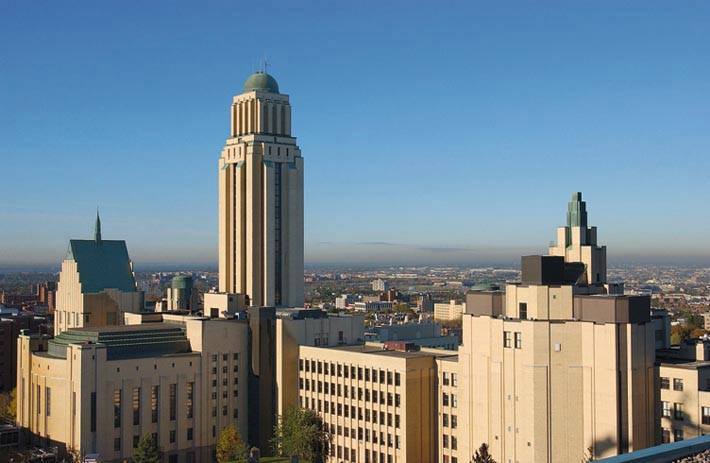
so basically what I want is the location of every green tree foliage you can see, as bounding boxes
[0,389,16,421]
[272,405,331,463]
[472,443,496,463]
[216,424,248,463]
[133,433,161,463]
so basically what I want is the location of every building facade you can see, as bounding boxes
[275,309,365,418]
[54,214,143,336]
[17,314,249,462]
[298,344,454,463]
[457,194,657,463]
[433,300,465,322]
[217,71,304,307]
[658,340,710,444]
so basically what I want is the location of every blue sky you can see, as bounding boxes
[1,1,709,268]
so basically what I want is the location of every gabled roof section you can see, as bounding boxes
[66,239,137,293]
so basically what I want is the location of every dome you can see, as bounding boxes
[243,71,279,93]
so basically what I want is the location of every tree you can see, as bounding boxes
[133,433,161,463]
[272,406,331,463]
[472,443,496,463]
[0,388,17,421]
[581,446,594,463]
[216,424,248,463]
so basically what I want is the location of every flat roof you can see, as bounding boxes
[315,344,452,359]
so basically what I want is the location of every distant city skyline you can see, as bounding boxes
[2,2,709,269]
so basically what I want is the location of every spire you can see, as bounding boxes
[566,192,588,228]
[94,208,102,244]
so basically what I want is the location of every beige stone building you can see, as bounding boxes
[17,313,249,462]
[217,71,304,307]
[298,343,455,463]
[657,340,710,444]
[437,355,460,463]
[457,193,657,463]
[275,309,365,418]
[433,300,465,322]
[54,213,143,336]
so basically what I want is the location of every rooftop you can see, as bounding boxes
[67,238,137,293]
[46,323,191,360]
[243,71,279,93]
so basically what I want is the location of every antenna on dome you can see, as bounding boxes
[261,55,269,74]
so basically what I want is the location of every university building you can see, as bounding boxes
[17,313,249,462]
[298,343,456,463]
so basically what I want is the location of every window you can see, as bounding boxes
[113,389,122,428]
[151,386,159,423]
[451,414,457,429]
[443,413,449,427]
[519,302,527,320]
[451,394,458,408]
[451,373,458,387]
[132,387,141,425]
[452,436,457,450]
[674,378,684,391]
[660,377,670,389]
[442,393,449,407]
[443,435,449,448]
[114,437,121,452]
[395,372,401,386]
[170,430,176,443]
[662,401,671,418]
[90,393,97,432]
[46,388,51,417]
[186,382,194,419]
[169,384,177,421]
[674,403,683,420]
[133,435,140,448]
[187,428,193,441]
[504,331,512,348]
[443,372,449,386]
[514,332,522,349]
[661,428,670,443]
[674,429,684,442]
[703,407,710,425]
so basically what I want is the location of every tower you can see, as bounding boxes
[218,71,304,307]
[548,192,607,285]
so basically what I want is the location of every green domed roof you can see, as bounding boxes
[243,71,279,93]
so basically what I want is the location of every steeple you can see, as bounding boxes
[94,209,102,244]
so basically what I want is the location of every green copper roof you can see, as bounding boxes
[243,71,279,93]
[67,239,137,293]
[566,191,588,228]
[47,324,191,360]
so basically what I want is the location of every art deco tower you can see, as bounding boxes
[218,71,304,307]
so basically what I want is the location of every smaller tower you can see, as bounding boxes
[548,192,607,285]
[94,209,102,244]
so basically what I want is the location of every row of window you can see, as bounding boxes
[661,428,684,443]
[660,377,684,391]
[300,359,401,386]
[503,331,522,349]
[301,395,401,426]
[299,380,401,406]
[442,434,458,450]
[442,413,458,429]
[113,428,194,452]
[113,383,189,428]
[661,401,685,421]
[442,456,459,463]
[442,393,458,408]
[333,447,397,463]
[327,424,401,448]
[442,372,458,387]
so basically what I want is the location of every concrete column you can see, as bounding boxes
[284,104,291,136]
[263,161,275,306]
[286,157,304,306]
[218,157,228,292]
[234,160,246,294]
[246,148,263,306]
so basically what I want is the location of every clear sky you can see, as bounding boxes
[1,1,709,269]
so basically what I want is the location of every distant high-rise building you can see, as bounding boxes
[217,71,304,307]
[54,213,143,335]
[372,278,389,292]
